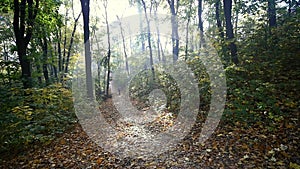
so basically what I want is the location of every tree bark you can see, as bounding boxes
[117,15,130,75]
[233,0,239,38]
[103,0,111,97]
[215,0,224,39]
[167,0,179,62]
[40,36,49,85]
[141,0,155,79]
[223,0,238,64]
[62,9,68,73]
[153,2,161,62]
[65,12,81,74]
[137,1,145,52]
[80,0,94,99]
[268,0,277,27]
[185,0,192,60]
[13,0,39,88]
[198,0,205,49]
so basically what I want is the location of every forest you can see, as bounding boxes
[0,0,299,168]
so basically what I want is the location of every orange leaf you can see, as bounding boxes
[97,157,104,165]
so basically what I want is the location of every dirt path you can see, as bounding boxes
[1,99,299,168]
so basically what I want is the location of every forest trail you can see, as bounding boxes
[1,99,299,168]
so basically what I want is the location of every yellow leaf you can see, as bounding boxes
[290,162,300,169]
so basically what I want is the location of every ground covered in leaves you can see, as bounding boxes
[1,98,299,169]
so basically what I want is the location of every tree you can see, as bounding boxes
[55,10,63,76]
[167,0,180,62]
[153,0,162,62]
[34,0,62,85]
[215,0,224,40]
[141,0,155,79]
[39,34,50,85]
[184,0,193,60]
[268,0,277,27]
[13,0,40,88]
[80,0,94,99]
[223,0,239,64]
[117,15,129,75]
[65,1,81,74]
[103,0,111,97]
[198,0,205,49]
[137,0,146,52]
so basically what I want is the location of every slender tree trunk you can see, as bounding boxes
[53,38,58,81]
[56,29,62,74]
[223,0,238,64]
[141,0,155,80]
[185,0,192,60]
[103,0,111,97]
[97,60,101,92]
[137,1,145,52]
[154,15,161,62]
[117,15,129,75]
[80,0,94,99]
[190,30,194,51]
[62,9,68,73]
[41,36,49,85]
[168,0,179,62]
[128,25,133,56]
[36,61,42,84]
[215,0,224,39]
[161,40,166,63]
[153,2,161,62]
[233,0,239,38]
[198,0,205,49]
[215,0,228,63]
[65,13,81,74]
[3,44,8,61]
[55,10,62,78]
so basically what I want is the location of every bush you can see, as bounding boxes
[0,83,77,157]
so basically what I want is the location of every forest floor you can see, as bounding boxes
[1,98,299,169]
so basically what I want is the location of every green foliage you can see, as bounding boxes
[129,67,181,113]
[128,59,211,115]
[222,14,300,128]
[0,83,76,157]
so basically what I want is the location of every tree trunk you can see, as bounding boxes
[80,0,94,100]
[215,0,228,63]
[53,38,58,81]
[141,0,155,80]
[161,40,166,63]
[223,0,238,64]
[268,0,277,27]
[36,60,42,84]
[233,0,239,38]
[185,0,192,60]
[62,9,68,73]
[117,15,129,75]
[198,0,205,49]
[154,4,161,62]
[56,29,62,74]
[168,0,179,62]
[13,0,39,88]
[65,13,81,74]
[41,36,49,85]
[137,1,145,52]
[215,0,224,39]
[103,0,111,97]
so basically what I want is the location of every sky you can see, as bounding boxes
[70,0,169,25]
